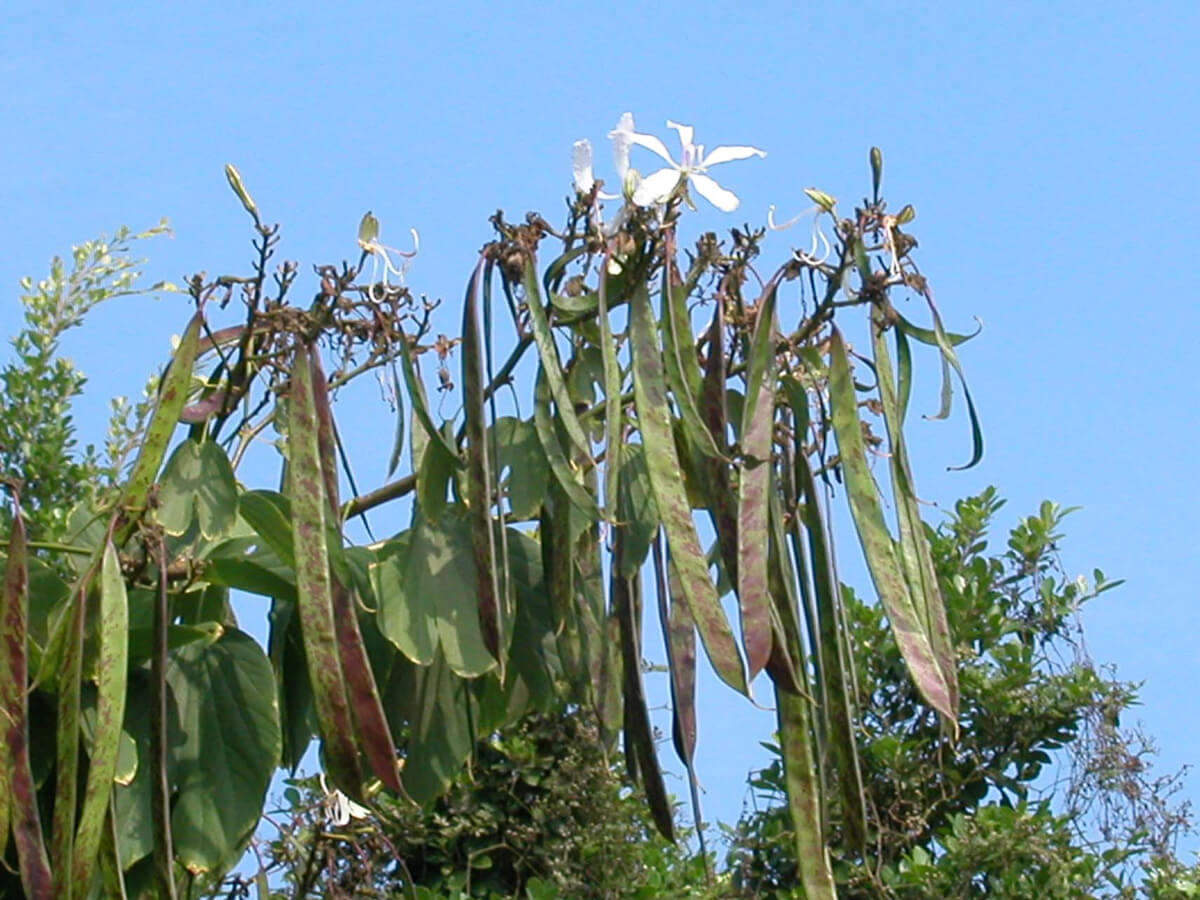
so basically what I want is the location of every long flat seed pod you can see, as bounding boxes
[2,503,53,899]
[521,258,592,459]
[118,310,203,544]
[660,264,724,461]
[51,584,86,899]
[777,481,866,850]
[533,369,601,520]
[895,311,983,471]
[775,688,837,899]
[654,537,706,860]
[737,282,779,682]
[461,259,504,671]
[613,530,674,842]
[288,341,364,796]
[394,321,463,469]
[596,251,623,520]
[71,541,129,894]
[871,317,958,719]
[698,296,738,586]
[828,328,954,720]
[628,281,747,696]
[309,350,405,794]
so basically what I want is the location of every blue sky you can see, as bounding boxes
[4,0,1199,860]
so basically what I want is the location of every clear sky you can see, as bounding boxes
[4,0,1199,860]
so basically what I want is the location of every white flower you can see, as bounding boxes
[572,139,617,199]
[319,773,370,827]
[628,121,765,212]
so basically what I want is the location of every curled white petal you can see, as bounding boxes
[573,139,596,193]
[632,167,684,206]
[628,131,677,166]
[608,112,635,178]
[702,144,767,167]
[666,120,695,150]
[689,172,740,212]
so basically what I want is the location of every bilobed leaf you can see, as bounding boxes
[156,439,238,539]
[628,281,747,695]
[372,534,437,666]
[2,504,53,898]
[827,328,954,719]
[119,310,203,543]
[493,417,548,520]
[71,541,129,895]
[395,650,474,805]
[461,259,504,670]
[167,630,280,874]
[736,282,778,682]
[521,258,593,459]
[287,341,363,796]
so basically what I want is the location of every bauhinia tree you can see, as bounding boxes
[1,115,984,898]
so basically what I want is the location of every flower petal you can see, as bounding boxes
[632,167,684,206]
[666,120,695,151]
[690,172,741,212]
[573,139,596,192]
[608,112,635,178]
[628,131,677,165]
[701,144,767,167]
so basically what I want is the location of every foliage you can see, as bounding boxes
[1,120,984,899]
[257,711,721,899]
[727,489,1200,898]
[0,222,171,539]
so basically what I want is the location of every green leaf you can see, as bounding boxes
[372,533,437,666]
[392,651,474,805]
[155,439,238,539]
[828,328,954,720]
[1,504,53,897]
[376,508,496,678]
[493,417,549,521]
[238,491,296,569]
[167,629,281,875]
[417,425,457,521]
[628,280,747,695]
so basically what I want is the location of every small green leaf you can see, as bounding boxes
[156,439,238,539]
